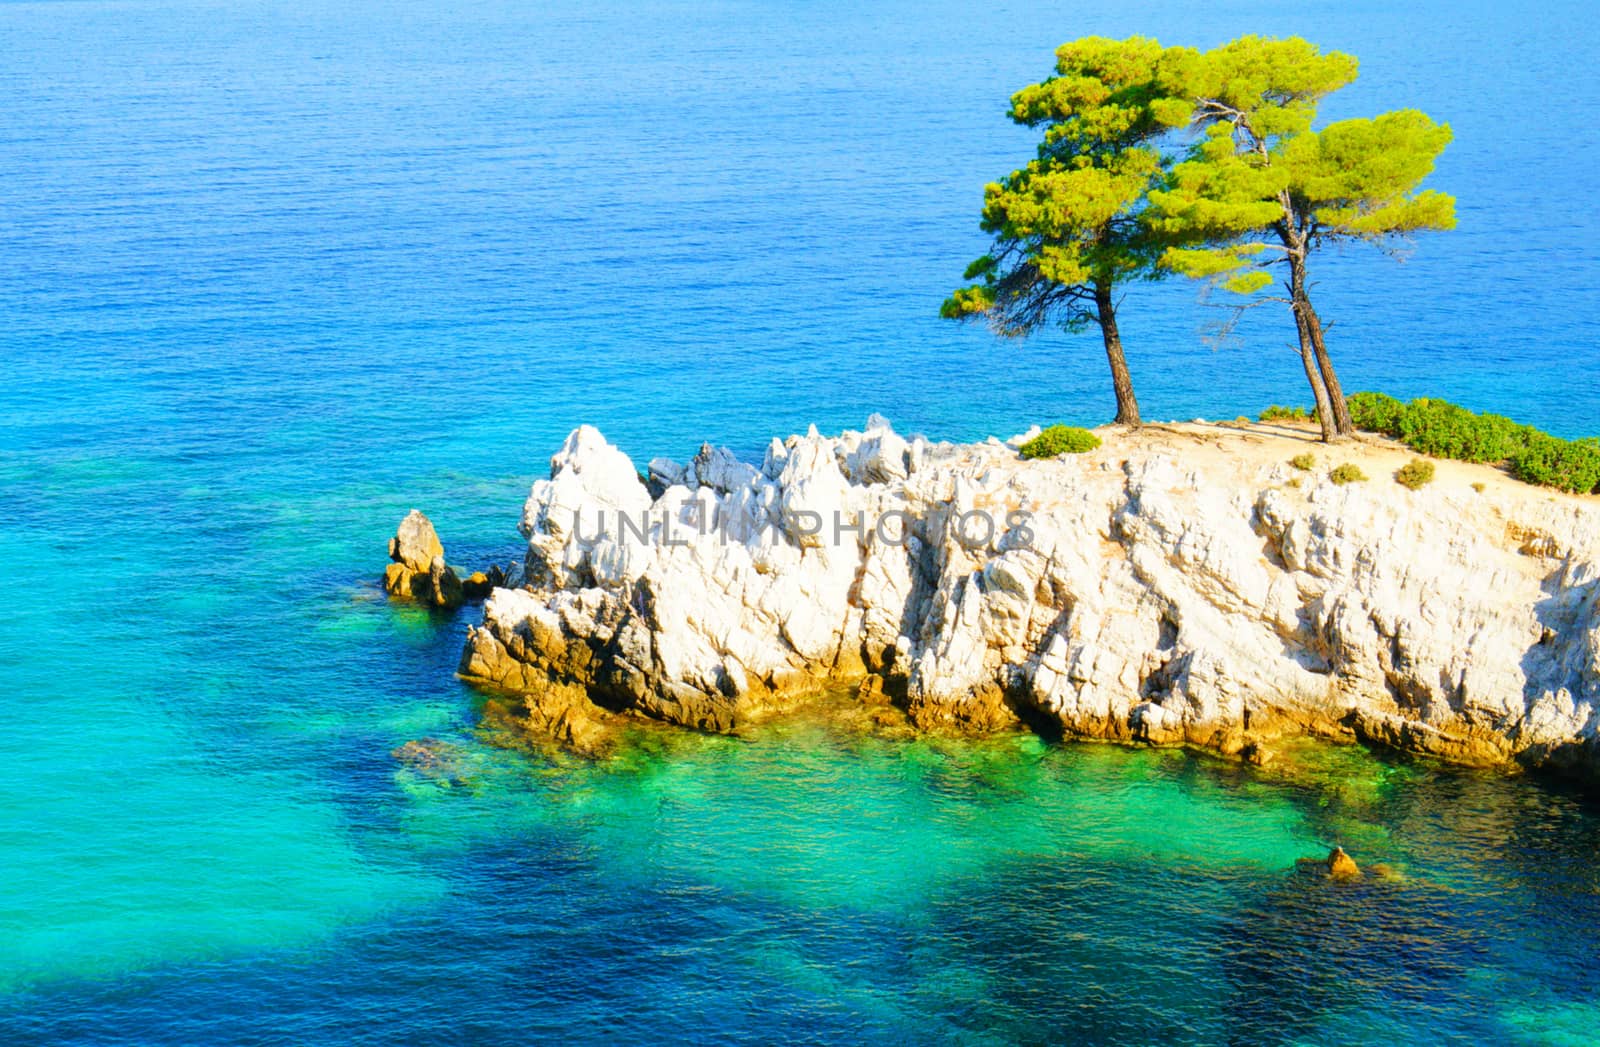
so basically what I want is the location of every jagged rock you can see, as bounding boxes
[463,572,493,601]
[686,443,760,494]
[382,509,480,609]
[385,510,444,601]
[429,556,463,610]
[646,457,686,499]
[390,510,444,572]
[483,561,525,591]
[458,420,1600,780]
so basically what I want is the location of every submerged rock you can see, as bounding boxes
[391,737,474,787]
[455,419,1600,780]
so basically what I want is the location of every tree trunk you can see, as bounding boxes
[1093,281,1141,427]
[1294,307,1338,443]
[1287,253,1352,438]
[1303,305,1353,437]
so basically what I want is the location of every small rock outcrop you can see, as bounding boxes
[1327,847,1360,879]
[1294,846,1363,879]
[455,419,1600,781]
[383,510,464,609]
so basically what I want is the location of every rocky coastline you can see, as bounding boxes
[409,417,1600,781]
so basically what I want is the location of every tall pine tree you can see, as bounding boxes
[943,37,1198,426]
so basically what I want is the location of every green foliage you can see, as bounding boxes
[1145,36,1454,295]
[1289,452,1316,471]
[939,284,996,321]
[1261,405,1309,421]
[1185,35,1358,139]
[1347,391,1600,495]
[1329,463,1367,484]
[1283,111,1456,237]
[1346,391,1406,434]
[1394,459,1435,490]
[944,37,1198,335]
[1020,425,1102,458]
[1393,399,1531,462]
[1508,435,1600,494]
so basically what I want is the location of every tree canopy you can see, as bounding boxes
[941,36,1199,425]
[944,34,1455,442]
[1149,36,1456,439]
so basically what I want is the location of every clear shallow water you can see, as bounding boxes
[2,0,1599,1042]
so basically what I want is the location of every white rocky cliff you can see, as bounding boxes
[457,419,1600,777]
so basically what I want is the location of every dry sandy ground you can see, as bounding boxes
[1092,418,1595,510]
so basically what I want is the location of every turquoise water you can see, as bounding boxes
[3,0,1600,1042]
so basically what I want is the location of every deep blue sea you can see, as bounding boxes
[3,0,1600,1043]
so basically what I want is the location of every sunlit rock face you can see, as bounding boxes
[460,419,1600,778]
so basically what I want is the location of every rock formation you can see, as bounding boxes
[457,419,1600,781]
[1326,846,1360,879]
[384,509,465,609]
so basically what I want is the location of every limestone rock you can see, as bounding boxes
[429,556,464,610]
[390,510,444,572]
[457,420,1600,780]
[382,509,485,609]
[385,510,447,601]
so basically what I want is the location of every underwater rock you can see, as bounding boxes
[457,419,1600,780]
[391,737,473,786]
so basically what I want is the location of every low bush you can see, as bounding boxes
[1020,425,1101,459]
[1346,391,1406,435]
[1260,405,1310,422]
[1508,434,1600,494]
[1395,398,1532,462]
[1289,453,1316,471]
[1330,463,1367,485]
[1347,392,1598,495]
[1394,459,1435,490]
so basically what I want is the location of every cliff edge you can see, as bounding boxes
[458,418,1600,777]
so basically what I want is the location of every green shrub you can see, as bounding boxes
[1289,452,1316,471]
[1330,463,1367,485]
[1508,434,1600,494]
[1396,398,1532,462]
[1394,459,1435,490]
[1260,405,1310,422]
[1346,391,1600,495]
[1020,425,1101,459]
[1346,391,1407,435]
